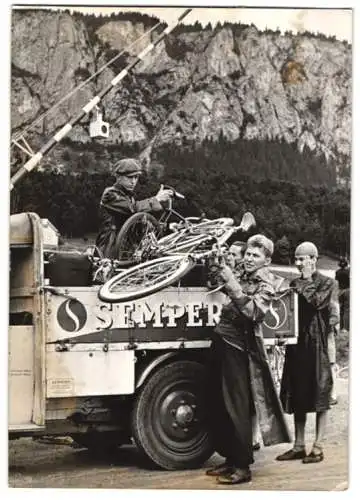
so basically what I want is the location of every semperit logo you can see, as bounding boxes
[57,298,87,333]
[264,298,288,330]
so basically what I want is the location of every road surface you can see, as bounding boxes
[9,376,348,491]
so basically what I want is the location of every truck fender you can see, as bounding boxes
[136,352,178,389]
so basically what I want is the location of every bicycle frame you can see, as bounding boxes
[157,197,196,228]
[157,224,244,261]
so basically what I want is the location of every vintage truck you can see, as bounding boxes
[9,211,298,470]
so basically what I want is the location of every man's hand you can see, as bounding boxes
[208,260,235,284]
[156,185,174,203]
[217,264,235,284]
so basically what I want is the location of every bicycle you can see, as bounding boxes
[114,185,241,265]
[98,214,255,303]
[266,344,286,390]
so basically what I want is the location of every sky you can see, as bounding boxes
[12,1,353,43]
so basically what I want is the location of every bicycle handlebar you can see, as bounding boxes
[161,184,185,200]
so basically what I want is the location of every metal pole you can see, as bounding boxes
[10,8,192,190]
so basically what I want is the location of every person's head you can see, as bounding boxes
[113,158,142,193]
[294,241,318,273]
[244,234,274,273]
[226,241,246,269]
[338,257,349,269]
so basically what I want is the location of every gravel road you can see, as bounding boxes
[9,376,349,491]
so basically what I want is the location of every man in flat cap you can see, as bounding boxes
[95,158,173,258]
[205,234,291,485]
[276,241,339,464]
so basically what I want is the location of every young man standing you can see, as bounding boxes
[276,242,340,464]
[206,234,291,485]
[225,240,262,451]
[95,158,173,258]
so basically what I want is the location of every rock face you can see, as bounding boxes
[11,10,352,177]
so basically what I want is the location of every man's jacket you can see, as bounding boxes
[215,265,292,446]
[95,184,163,258]
[280,271,339,413]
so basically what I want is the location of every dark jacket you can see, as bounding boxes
[95,184,163,258]
[215,266,291,446]
[280,271,340,413]
[335,267,350,290]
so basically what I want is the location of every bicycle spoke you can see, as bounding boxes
[110,258,187,292]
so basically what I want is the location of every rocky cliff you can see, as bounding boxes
[11,9,352,177]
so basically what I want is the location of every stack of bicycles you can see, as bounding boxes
[93,186,256,303]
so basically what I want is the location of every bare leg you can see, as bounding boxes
[330,363,337,401]
[252,415,261,447]
[313,410,327,453]
[275,412,307,460]
[294,412,307,450]
[327,331,337,403]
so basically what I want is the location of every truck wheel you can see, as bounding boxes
[131,360,214,470]
[71,432,128,454]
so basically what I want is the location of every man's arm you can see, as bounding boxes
[226,280,275,322]
[135,197,163,212]
[292,276,339,311]
[100,188,134,217]
[219,269,274,322]
[136,185,174,212]
[101,188,163,216]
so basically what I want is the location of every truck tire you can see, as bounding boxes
[131,360,214,470]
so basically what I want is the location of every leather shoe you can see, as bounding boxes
[276,448,307,461]
[206,462,234,477]
[302,451,324,464]
[217,468,252,485]
[252,442,261,451]
[330,398,338,406]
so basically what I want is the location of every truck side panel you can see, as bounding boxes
[8,326,35,425]
[46,346,135,397]
[9,213,46,431]
[45,286,297,344]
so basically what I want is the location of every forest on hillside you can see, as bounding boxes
[57,8,350,46]
[10,138,350,263]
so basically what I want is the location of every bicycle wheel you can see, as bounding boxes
[157,232,212,254]
[115,212,161,266]
[156,219,233,253]
[165,236,217,256]
[98,255,195,303]
[267,346,285,389]
[274,346,286,386]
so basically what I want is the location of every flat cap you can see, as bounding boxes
[247,234,274,257]
[295,241,319,258]
[114,158,142,176]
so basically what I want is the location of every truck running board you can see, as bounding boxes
[9,424,45,432]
